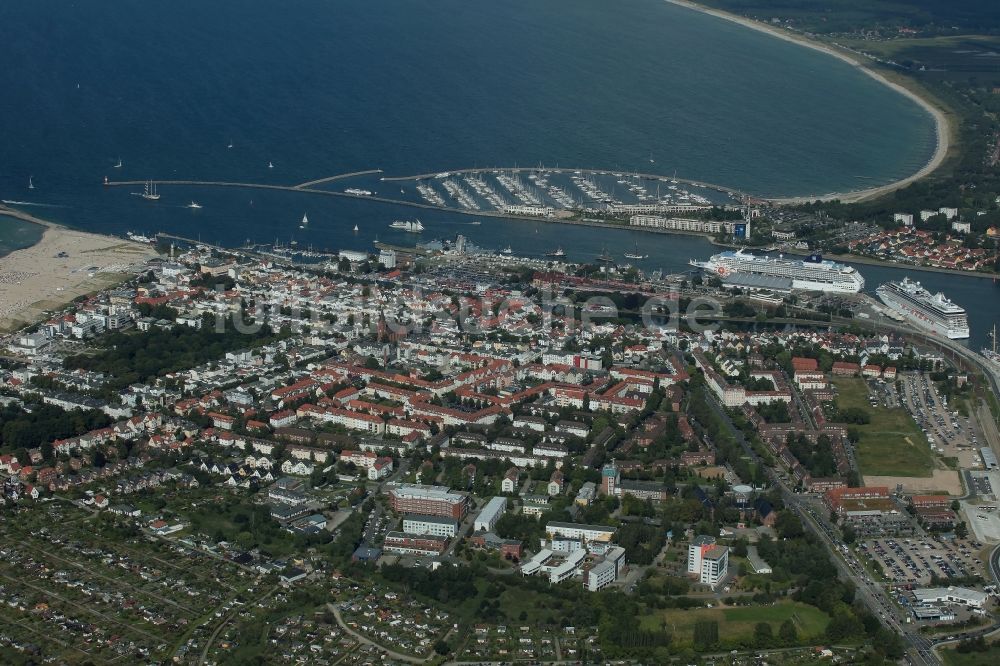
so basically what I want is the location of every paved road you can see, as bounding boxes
[704,390,941,666]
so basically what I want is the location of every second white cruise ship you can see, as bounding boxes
[690,250,865,294]
[875,278,969,339]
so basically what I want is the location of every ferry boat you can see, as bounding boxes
[546,247,566,258]
[689,249,864,294]
[345,188,373,196]
[126,232,155,244]
[876,277,969,339]
[141,180,160,201]
[389,219,424,233]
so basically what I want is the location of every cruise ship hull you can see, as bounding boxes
[876,286,969,339]
[689,250,864,294]
[789,278,861,294]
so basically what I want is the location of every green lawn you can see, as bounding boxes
[834,377,934,478]
[942,644,1000,666]
[495,586,570,625]
[638,601,829,647]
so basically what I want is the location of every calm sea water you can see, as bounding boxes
[0,0,933,206]
[0,216,44,258]
[1,0,994,346]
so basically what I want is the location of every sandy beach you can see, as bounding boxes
[0,210,157,333]
[666,0,951,204]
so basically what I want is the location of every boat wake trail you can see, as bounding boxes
[1,200,68,208]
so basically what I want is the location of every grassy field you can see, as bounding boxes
[638,601,829,646]
[834,377,935,477]
[494,585,574,625]
[941,643,1000,666]
[836,35,1000,84]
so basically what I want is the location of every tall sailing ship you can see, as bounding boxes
[982,324,999,366]
[689,250,864,294]
[389,219,424,233]
[875,278,969,339]
[141,180,160,201]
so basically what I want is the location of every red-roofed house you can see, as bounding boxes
[269,410,297,428]
[792,357,818,373]
[832,361,861,376]
[208,412,235,430]
[368,457,394,480]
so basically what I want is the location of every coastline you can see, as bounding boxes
[708,237,998,280]
[665,0,951,204]
[0,203,158,334]
[786,247,1000,281]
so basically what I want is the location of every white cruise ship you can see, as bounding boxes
[876,278,969,339]
[689,250,865,294]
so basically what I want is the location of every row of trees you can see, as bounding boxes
[63,315,286,390]
[0,400,111,452]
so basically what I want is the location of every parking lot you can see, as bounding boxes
[858,536,984,586]
[960,498,1000,543]
[900,372,981,468]
[966,470,995,498]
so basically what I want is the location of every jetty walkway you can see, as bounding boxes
[294,169,382,189]
[100,165,747,235]
[103,178,455,213]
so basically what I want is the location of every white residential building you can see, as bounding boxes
[474,496,507,533]
[367,457,393,480]
[585,546,627,592]
[402,514,459,538]
[699,546,729,588]
[548,549,588,584]
[687,535,716,575]
[546,522,615,544]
